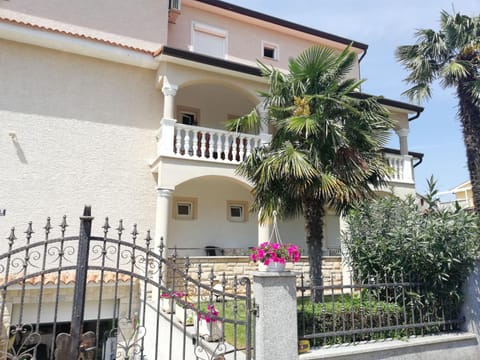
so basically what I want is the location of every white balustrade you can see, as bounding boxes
[169,123,263,164]
[159,121,414,184]
[384,153,414,184]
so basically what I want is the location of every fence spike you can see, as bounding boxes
[209,267,215,286]
[25,222,34,240]
[131,224,139,241]
[116,219,124,237]
[59,215,68,233]
[7,227,16,246]
[44,217,52,235]
[102,217,110,234]
[145,230,152,249]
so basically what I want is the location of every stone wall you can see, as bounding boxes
[166,256,342,294]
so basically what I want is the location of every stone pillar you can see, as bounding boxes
[162,83,178,120]
[155,187,174,251]
[462,260,480,343]
[395,128,409,156]
[253,271,298,360]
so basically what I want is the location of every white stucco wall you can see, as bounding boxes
[0,0,169,44]
[168,176,257,255]
[0,39,162,251]
[168,2,361,79]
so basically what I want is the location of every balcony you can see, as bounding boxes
[157,120,415,183]
[158,119,268,165]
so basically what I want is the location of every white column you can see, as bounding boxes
[256,103,272,145]
[162,83,178,120]
[395,128,409,156]
[155,187,174,252]
[258,216,271,246]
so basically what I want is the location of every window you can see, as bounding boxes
[191,22,227,58]
[177,106,200,126]
[173,197,197,220]
[262,41,279,60]
[227,201,248,222]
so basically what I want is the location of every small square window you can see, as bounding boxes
[177,106,200,126]
[227,201,248,222]
[181,113,196,125]
[263,47,275,59]
[230,206,243,218]
[262,41,279,60]
[173,197,197,220]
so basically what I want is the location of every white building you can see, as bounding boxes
[0,0,423,263]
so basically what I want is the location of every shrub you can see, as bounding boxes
[343,177,480,313]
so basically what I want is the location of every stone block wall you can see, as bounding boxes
[166,256,343,295]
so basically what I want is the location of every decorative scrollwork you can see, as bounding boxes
[194,339,227,360]
[108,317,146,360]
[9,257,26,276]
[27,250,41,268]
[0,323,41,360]
[47,244,76,264]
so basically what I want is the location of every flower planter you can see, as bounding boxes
[175,303,194,326]
[266,261,286,272]
[198,318,223,342]
[160,297,175,313]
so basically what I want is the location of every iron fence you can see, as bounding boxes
[297,270,464,347]
[0,206,254,360]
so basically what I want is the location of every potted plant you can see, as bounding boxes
[197,304,223,341]
[160,291,185,313]
[175,298,195,326]
[250,242,301,271]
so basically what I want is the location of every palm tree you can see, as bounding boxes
[396,10,480,210]
[228,46,394,298]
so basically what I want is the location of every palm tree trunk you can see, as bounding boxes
[304,198,325,302]
[457,79,480,211]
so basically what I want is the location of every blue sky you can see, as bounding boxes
[228,0,480,195]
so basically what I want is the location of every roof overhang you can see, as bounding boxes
[349,92,424,120]
[0,10,161,69]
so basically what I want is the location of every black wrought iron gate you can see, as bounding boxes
[0,206,254,360]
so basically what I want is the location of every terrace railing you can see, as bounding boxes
[297,271,464,347]
[157,120,414,183]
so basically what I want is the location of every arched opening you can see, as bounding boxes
[167,175,257,257]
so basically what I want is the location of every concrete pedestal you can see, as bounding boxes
[253,271,298,360]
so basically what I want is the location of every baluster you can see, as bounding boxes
[200,131,207,158]
[215,133,222,160]
[187,129,193,157]
[232,135,239,162]
[207,132,214,159]
[175,128,182,155]
[225,134,232,162]
[245,136,252,159]
[237,135,245,161]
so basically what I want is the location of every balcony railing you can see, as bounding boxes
[157,121,414,183]
[157,120,266,165]
[384,152,414,184]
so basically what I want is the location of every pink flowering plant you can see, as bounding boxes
[198,304,219,323]
[160,291,186,299]
[249,242,301,265]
